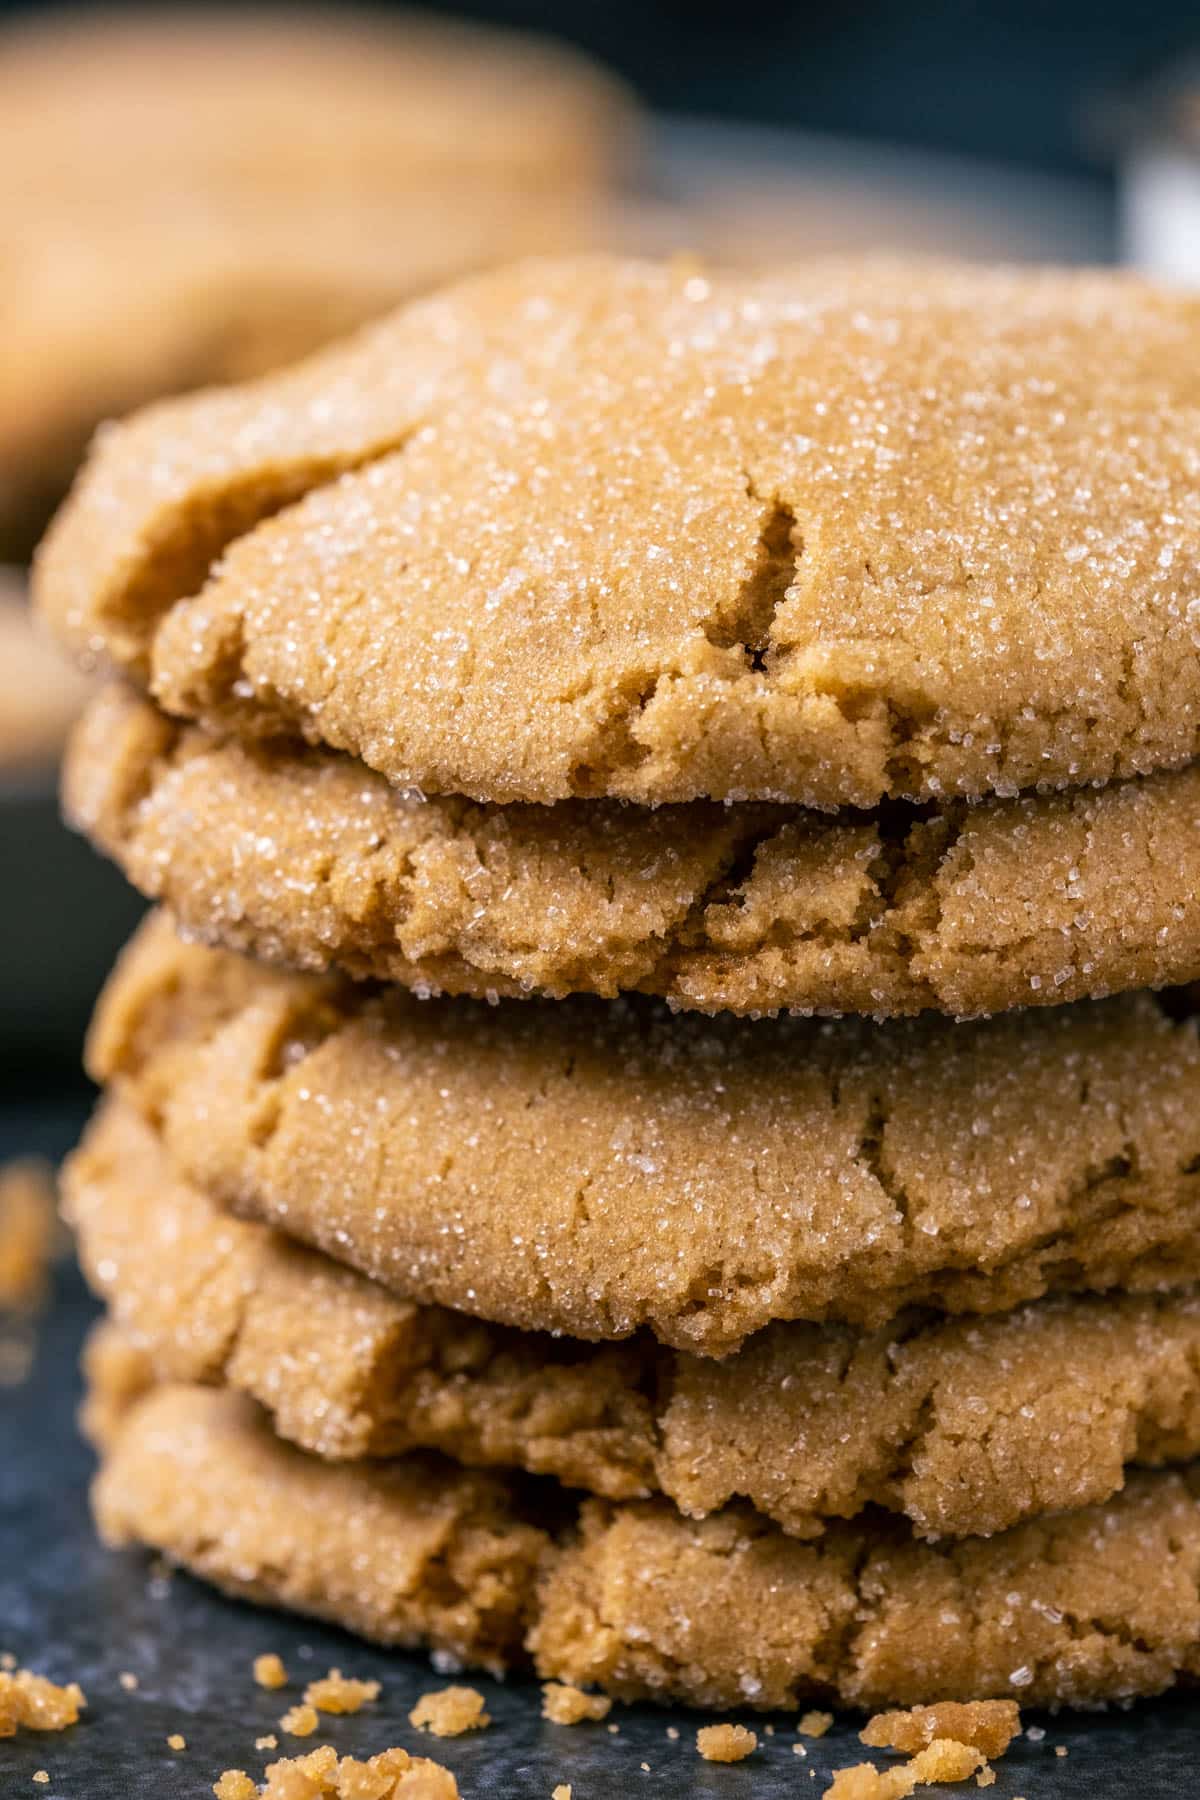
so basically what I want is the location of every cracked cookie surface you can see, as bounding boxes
[73,1096,1200,1540]
[93,1379,1200,1710]
[88,912,1200,1357]
[37,256,1200,807]
[69,683,1200,1015]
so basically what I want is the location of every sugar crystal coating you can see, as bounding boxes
[72,1098,1200,1541]
[89,912,1200,1355]
[66,683,1200,1017]
[37,256,1200,808]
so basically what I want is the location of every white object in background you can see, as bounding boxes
[1122,147,1200,283]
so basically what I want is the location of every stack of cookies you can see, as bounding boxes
[35,257,1200,1712]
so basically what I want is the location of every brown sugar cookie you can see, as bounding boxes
[89,912,1200,1358]
[0,10,633,554]
[67,683,1200,1017]
[94,1379,1200,1710]
[71,1096,1200,1540]
[532,1473,1200,1710]
[0,574,91,773]
[92,1385,547,1676]
[68,1099,657,1493]
[37,256,1200,808]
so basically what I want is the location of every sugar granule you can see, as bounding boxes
[861,1702,1020,1759]
[118,1671,138,1692]
[253,1654,288,1690]
[279,1703,318,1737]
[697,1723,757,1763]
[409,1686,490,1737]
[0,1668,86,1736]
[541,1682,612,1725]
[799,1710,834,1738]
[303,1669,380,1715]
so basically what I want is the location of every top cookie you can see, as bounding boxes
[0,10,633,555]
[38,256,1200,809]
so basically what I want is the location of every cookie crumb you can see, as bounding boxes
[409,1686,490,1737]
[0,1668,87,1735]
[1,1654,15,1671]
[799,1711,834,1738]
[255,1737,277,1752]
[278,1704,318,1738]
[862,1702,1020,1759]
[303,1669,380,1715]
[32,1776,49,1788]
[976,1772,996,1790]
[214,1746,459,1798]
[213,1777,255,1800]
[1055,1747,1068,1758]
[253,1654,288,1690]
[118,1671,138,1692]
[665,1726,680,1741]
[0,1160,57,1310]
[541,1682,612,1725]
[825,1738,985,1799]
[697,1724,758,1763]
[553,1787,571,1800]
[168,1732,187,1750]
[794,1743,808,1758]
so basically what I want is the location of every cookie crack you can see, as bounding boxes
[856,1094,911,1238]
[112,430,423,664]
[705,486,801,672]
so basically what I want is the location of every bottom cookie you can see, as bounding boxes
[92,1385,547,1676]
[95,1382,1200,1711]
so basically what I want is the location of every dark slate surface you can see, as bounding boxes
[4,1099,1200,1796]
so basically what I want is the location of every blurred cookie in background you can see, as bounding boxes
[0,570,92,777]
[0,5,639,556]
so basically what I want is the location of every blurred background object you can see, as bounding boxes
[0,4,638,559]
[0,572,92,776]
[1115,58,1200,281]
